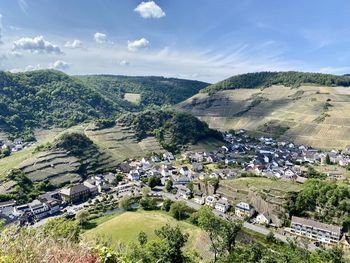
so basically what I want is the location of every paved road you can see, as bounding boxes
[160,191,317,251]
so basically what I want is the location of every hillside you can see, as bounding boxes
[179,81,350,149]
[0,70,209,141]
[0,70,119,140]
[202,71,350,93]
[117,109,222,151]
[76,74,209,108]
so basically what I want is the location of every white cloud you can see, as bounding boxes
[10,64,41,73]
[49,60,69,70]
[134,1,165,19]
[94,32,107,43]
[120,60,130,66]
[9,51,22,57]
[13,36,62,54]
[127,38,149,52]
[65,39,83,49]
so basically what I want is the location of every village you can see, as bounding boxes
[0,129,349,247]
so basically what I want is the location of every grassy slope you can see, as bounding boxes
[179,85,350,149]
[83,211,210,256]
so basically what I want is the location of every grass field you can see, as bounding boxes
[179,85,350,150]
[124,93,141,104]
[83,211,211,257]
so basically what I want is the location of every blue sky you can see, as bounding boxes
[0,0,350,82]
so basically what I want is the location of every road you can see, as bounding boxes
[160,191,317,251]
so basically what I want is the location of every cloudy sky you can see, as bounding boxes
[1,0,350,82]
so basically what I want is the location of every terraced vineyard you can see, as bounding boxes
[85,123,165,162]
[179,85,350,149]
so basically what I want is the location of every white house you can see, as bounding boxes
[205,196,216,207]
[256,212,271,225]
[215,198,230,213]
[235,202,255,218]
[127,170,141,181]
[194,192,205,205]
[179,166,190,177]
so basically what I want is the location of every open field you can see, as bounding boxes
[124,93,141,104]
[83,211,211,257]
[186,137,224,152]
[179,85,350,149]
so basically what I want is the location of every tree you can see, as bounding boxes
[169,201,192,220]
[154,224,189,263]
[43,218,80,242]
[165,180,173,192]
[138,231,148,246]
[75,209,89,225]
[266,230,276,243]
[119,196,134,211]
[325,154,331,165]
[140,197,157,210]
[220,219,242,254]
[148,176,161,188]
[162,199,173,212]
[197,206,222,262]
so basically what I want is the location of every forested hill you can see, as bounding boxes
[0,70,208,140]
[202,71,350,93]
[76,75,209,107]
[0,70,118,140]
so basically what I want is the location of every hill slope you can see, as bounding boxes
[179,72,350,149]
[0,70,119,140]
[76,74,209,108]
[0,70,209,140]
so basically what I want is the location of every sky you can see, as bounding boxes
[0,0,350,83]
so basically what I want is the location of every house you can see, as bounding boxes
[13,204,31,216]
[151,156,160,162]
[163,152,175,161]
[289,216,342,244]
[177,186,192,200]
[172,175,190,186]
[192,162,203,172]
[118,162,132,173]
[194,192,205,205]
[60,184,90,204]
[235,202,255,218]
[46,200,61,215]
[256,212,271,225]
[215,198,230,213]
[205,195,216,207]
[29,200,50,219]
[83,180,99,195]
[179,166,190,176]
[127,170,141,181]
[0,200,16,216]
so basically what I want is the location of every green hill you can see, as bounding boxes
[202,71,350,93]
[0,70,118,140]
[76,74,209,108]
[0,70,209,140]
[117,109,222,151]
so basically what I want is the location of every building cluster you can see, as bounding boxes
[0,130,348,245]
[0,138,33,156]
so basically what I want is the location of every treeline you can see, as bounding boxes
[77,75,209,108]
[286,180,350,229]
[202,71,350,93]
[0,70,119,141]
[118,109,222,151]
